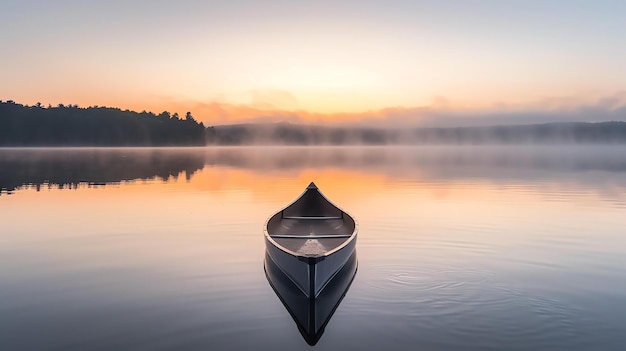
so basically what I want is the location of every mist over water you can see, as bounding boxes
[1,146,626,350]
[206,121,626,145]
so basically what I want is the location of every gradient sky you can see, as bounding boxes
[1,0,625,124]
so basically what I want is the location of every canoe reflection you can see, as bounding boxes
[264,250,357,346]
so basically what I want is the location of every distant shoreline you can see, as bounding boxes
[205,121,626,145]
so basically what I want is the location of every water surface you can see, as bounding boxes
[1,146,625,350]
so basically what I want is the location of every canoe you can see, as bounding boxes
[264,182,358,298]
[264,249,357,345]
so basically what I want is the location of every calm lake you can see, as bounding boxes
[1,146,625,350]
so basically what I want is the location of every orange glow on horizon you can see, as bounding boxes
[11,89,624,128]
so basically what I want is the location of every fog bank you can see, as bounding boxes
[206,121,626,145]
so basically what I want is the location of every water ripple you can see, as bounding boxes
[348,262,592,349]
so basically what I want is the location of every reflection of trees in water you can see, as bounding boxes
[0,149,205,194]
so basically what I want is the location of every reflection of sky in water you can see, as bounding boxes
[1,147,626,350]
[3,146,626,201]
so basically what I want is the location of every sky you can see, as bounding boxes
[1,0,626,126]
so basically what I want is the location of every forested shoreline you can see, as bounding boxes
[3,100,626,146]
[0,101,206,146]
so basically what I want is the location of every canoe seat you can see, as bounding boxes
[270,234,352,239]
[282,216,343,220]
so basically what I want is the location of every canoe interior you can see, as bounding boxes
[267,183,356,257]
[272,236,350,258]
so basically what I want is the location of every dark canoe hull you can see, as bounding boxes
[264,231,357,298]
[264,249,358,346]
[264,182,358,298]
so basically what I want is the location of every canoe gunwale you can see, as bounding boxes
[263,184,358,260]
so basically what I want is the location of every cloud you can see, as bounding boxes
[248,89,300,110]
[159,92,626,127]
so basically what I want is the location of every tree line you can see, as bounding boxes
[0,100,206,146]
[3,99,626,146]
